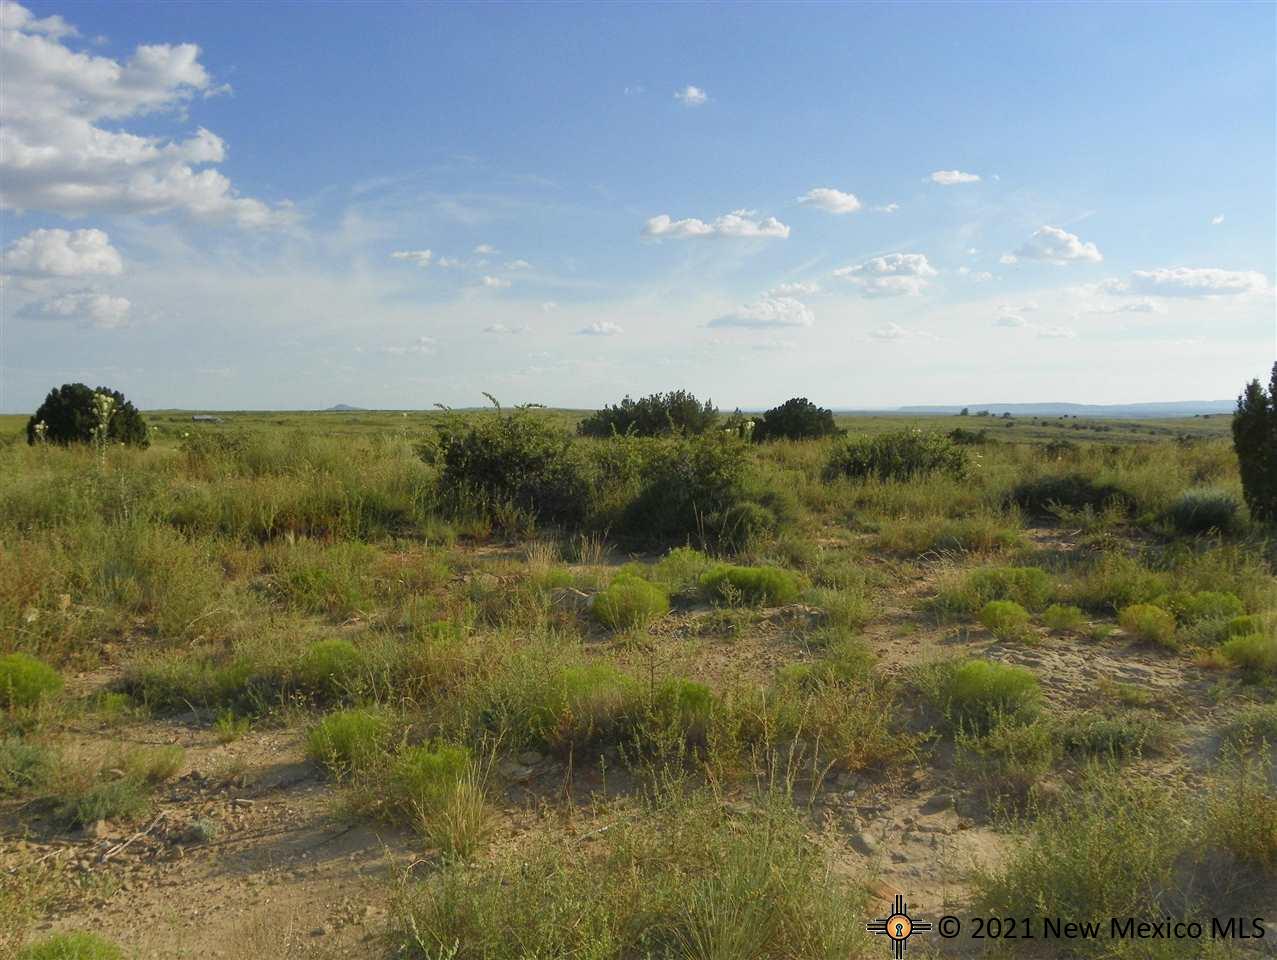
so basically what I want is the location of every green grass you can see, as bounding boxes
[936,659,1042,733]
[935,565,1054,617]
[306,708,394,777]
[980,600,1031,640]
[699,564,800,605]
[0,654,62,708]
[591,573,670,630]
[1041,603,1085,632]
[1221,633,1277,673]
[1117,603,1177,646]
[17,932,125,960]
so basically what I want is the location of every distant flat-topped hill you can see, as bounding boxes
[891,400,1234,418]
[325,404,365,412]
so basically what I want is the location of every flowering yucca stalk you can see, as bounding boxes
[90,391,117,466]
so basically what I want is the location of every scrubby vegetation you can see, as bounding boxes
[26,384,149,449]
[577,389,718,438]
[1,397,1273,955]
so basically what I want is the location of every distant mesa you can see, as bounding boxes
[893,400,1233,418]
[326,404,365,412]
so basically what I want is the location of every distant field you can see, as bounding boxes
[0,406,1237,449]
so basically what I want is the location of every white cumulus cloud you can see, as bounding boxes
[767,281,820,297]
[833,252,937,297]
[1008,225,1102,265]
[0,2,286,227]
[929,170,981,185]
[875,202,899,213]
[642,209,790,240]
[1112,267,1270,298]
[579,320,623,336]
[390,249,433,267]
[674,85,707,106]
[1211,215,1225,226]
[709,296,814,329]
[28,290,130,328]
[473,243,496,255]
[481,275,511,289]
[2,227,122,276]
[797,187,861,214]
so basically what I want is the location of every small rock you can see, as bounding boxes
[310,926,327,937]
[850,831,879,856]
[891,851,909,863]
[88,819,112,840]
[518,750,544,766]
[498,760,535,783]
[919,793,953,814]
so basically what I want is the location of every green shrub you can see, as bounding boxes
[1166,489,1241,535]
[0,653,62,708]
[1206,756,1277,873]
[1055,715,1156,759]
[1042,603,1085,632]
[26,383,149,448]
[1221,634,1277,673]
[943,659,1042,733]
[393,742,471,812]
[752,397,842,442]
[825,429,967,482]
[1232,363,1276,524]
[1010,473,1129,516]
[18,932,125,960]
[649,547,712,596]
[0,737,55,796]
[699,564,800,606]
[523,664,640,751]
[1221,704,1277,749]
[436,407,592,526]
[980,600,1031,639]
[1117,604,1177,646]
[617,434,782,552]
[975,775,1198,943]
[577,389,718,438]
[939,565,1053,615]
[295,638,367,699]
[1157,590,1245,624]
[956,717,1058,810]
[58,777,150,827]
[306,709,393,777]
[651,678,715,742]
[591,574,670,630]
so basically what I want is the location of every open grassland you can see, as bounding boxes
[1,409,1273,959]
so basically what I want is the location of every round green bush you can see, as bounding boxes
[946,659,1042,733]
[306,708,392,776]
[1221,634,1277,674]
[18,932,125,960]
[1117,604,1177,646]
[1042,604,1086,632]
[591,574,670,630]
[1157,591,1245,624]
[825,429,968,482]
[26,383,149,448]
[0,652,63,708]
[1010,473,1129,517]
[980,600,1031,639]
[1166,489,1240,535]
[393,742,471,813]
[295,638,367,699]
[752,397,842,442]
[699,564,800,606]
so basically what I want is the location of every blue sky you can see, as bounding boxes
[1,0,1274,411]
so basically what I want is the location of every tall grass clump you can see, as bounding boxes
[935,565,1053,617]
[980,600,1031,640]
[18,932,126,960]
[1221,633,1277,674]
[975,774,1200,946]
[0,653,62,708]
[699,564,800,606]
[932,659,1042,733]
[825,429,968,482]
[1118,603,1177,646]
[306,708,394,778]
[391,791,868,959]
[393,742,491,859]
[591,573,670,630]
[1166,489,1241,536]
[1009,472,1130,518]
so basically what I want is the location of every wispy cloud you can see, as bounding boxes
[929,170,981,185]
[797,187,861,214]
[642,209,790,240]
[674,84,707,106]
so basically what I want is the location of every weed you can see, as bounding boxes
[1118,603,1177,646]
[0,653,62,708]
[938,659,1042,733]
[980,600,1032,640]
[18,932,125,960]
[213,708,250,743]
[935,565,1053,616]
[1221,634,1277,673]
[825,429,968,482]
[295,638,367,700]
[306,708,394,778]
[1206,755,1277,873]
[1166,489,1241,535]
[700,564,800,606]
[591,574,670,630]
[1042,603,1085,632]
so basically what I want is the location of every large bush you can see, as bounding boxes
[26,383,149,448]
[752,397,842,443]
[1232,363,1277,524]
[824,429,967,482]
[577,390,718,438]
[1010,473,1129,516]
[436,408,593,525]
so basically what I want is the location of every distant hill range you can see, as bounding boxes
[325,404,365,412]
[891,400,1234,418]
